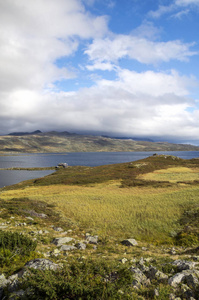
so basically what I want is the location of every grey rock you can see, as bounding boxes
[130,267,149,288]
[153,288,159,297]
[52,237,73,246]
[169,293,176,300]
[76,242,86,250]
[53,227,63,232]
[172,260,196,271]
[0,274,8,288]
[146,266,168,283]
[18,258,60,277]
[121,239,138,246]
[60,245,77,251]
[86,235,98,244]
[120,258,128,264]
[168,269,199,288]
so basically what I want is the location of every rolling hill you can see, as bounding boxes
[0,131,199,153]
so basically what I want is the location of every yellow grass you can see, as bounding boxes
[1,180,199,243]
[138,167,199,183]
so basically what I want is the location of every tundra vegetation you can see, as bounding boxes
[0,155,199,299]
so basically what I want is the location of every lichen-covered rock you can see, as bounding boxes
[130,267,149,288]
[121,239,138,246]
[172,260,196,271]
[52,237,73,246]
[168,269,199,288]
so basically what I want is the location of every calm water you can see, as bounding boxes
[0,151,199,188]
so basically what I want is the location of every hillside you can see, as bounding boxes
[0,155,199,299]
[0,131,199,153]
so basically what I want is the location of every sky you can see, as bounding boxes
[1,0,199,144]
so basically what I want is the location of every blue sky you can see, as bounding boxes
[0,0,199,144]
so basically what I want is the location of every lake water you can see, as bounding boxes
[0,151,199,188]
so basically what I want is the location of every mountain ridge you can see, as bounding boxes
[0,131,199,153]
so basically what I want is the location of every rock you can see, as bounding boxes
[168,269,199,288]
[130,267,149,288]
[86,235,98,244]
[17,258,60,278]
[120,258,128,264]
[76,242,86,250]
[53,227,63,232]
[170,247,176,255]
[169,293,176,300]
[0,274,8,288]
[146,266,168,283]
[52,237,73,246]
[153,288,159,297]
[121,239,138,246]
[60,245,77,251]
[172,260,196,271]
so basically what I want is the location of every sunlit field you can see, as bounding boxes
[1,180,199,243]
[138,166,199,183]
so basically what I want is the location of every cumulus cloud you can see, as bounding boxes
[1,68,198,141]
[85,35,197,69]
[0,0,108,93]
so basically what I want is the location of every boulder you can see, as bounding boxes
[146,266,168,283]
[121,239,138,246]
[172,260,196,271]
[130,267,149,288]
[168,269,199,288]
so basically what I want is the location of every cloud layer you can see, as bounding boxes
[0,0,199,143]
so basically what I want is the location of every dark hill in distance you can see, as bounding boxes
[0,131,199,153]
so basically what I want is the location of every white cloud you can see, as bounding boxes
[0,0,108,93]
[85,35,197,67]
[1,69,198,141]
[149,0,199,19]
[175,0,199,6]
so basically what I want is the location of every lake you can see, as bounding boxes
[0,151,199,188]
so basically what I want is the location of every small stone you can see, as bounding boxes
[120,258,128,264]
[53,227,63,232]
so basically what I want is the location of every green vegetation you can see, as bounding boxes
[0,154,199,299]
[20,259,139,300]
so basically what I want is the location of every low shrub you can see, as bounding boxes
[21,259,136,299]
[0,230,37,255]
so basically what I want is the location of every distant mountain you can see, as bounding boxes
[8,130,42,136]
[111,136,154,142]
[0,131,199,153]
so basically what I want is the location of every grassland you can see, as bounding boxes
[1,154,199,299]
[1,155,199,244]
